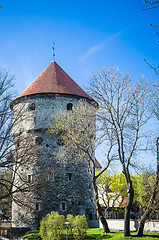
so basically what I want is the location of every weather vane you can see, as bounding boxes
[52,42,55,61]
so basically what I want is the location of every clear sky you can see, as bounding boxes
[0,0,158,169]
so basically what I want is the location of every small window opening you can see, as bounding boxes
[88,213,93,220]
[15,138,20,148]
[67,103,73,111]
[48,173,54,182]
[61,202,66,211]
[34,117,37,124]
[57,137,64,146]
[89,184,91,189]
[27,175,33,183]
[68,173,72,181]
[35,137,43,145]
[28,102,36,111]
[35,202,41,211]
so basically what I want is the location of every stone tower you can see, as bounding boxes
[10,61,96,230]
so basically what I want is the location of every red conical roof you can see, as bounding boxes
[15,61,92,100]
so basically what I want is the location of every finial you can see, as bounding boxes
[52,42,55,61]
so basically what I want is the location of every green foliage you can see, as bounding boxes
[40,212,88,240]
[40,211,65,240]
[136,172,159,218]
[97,170,159,219]
[97,171,139,208]
[66,214,74,237]
[72,215,88,240]
[136,172,155,206]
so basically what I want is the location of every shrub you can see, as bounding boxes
[72,215,88,240]
[40,212,88,240]
[40,211,65,240]
[66,214,74,237]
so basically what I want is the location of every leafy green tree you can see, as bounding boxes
[97,171,127,210]
[97,171,139,211]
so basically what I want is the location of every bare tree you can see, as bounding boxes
[143,1,159,75]
[136,139,159,236]
[136,89,159,236]
[48,100,112,233]
[88,66,156,236]
[0,71,15,166]
[143,1,159,11]
[0,71,43,211]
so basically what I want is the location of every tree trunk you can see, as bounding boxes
[137,174,158,237]
[136,211,148,237]
[92,178,110,233]
[123,181,134,237]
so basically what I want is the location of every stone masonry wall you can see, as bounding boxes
[12,94,96,229]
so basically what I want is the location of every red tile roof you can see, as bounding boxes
[95,158,102,169]
[121,197,127,208]
[15,61,92,100]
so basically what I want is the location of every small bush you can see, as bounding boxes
[72,215,88,240]
[66,214,74,237]
[40,212,88,240]
[40,211,65,240]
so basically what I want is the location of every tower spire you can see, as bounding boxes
[52,42,55,61]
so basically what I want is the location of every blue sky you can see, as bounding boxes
[0,0,158,168]
[0,0,158,94]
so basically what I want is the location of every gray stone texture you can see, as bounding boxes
[11,94,96,229]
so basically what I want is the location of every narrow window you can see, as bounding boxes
[62,203,66,211]
[60,202,66,211]
[57,137,64,146]
[88,213,93,220]
[48,173,54,182]
[34,117,37,124]
[35,137,43,145]
[68,173,72,181]
[16,138,20,148]
[28,102,36,111]
[35,202,41,211]
[27,175,33,183]
[67,103,73,110]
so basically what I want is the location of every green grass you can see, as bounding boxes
[86,229,159,239]
[20,228,159,240]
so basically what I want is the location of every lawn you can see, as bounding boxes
[20,228,159,240]
[86,229,159,239]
